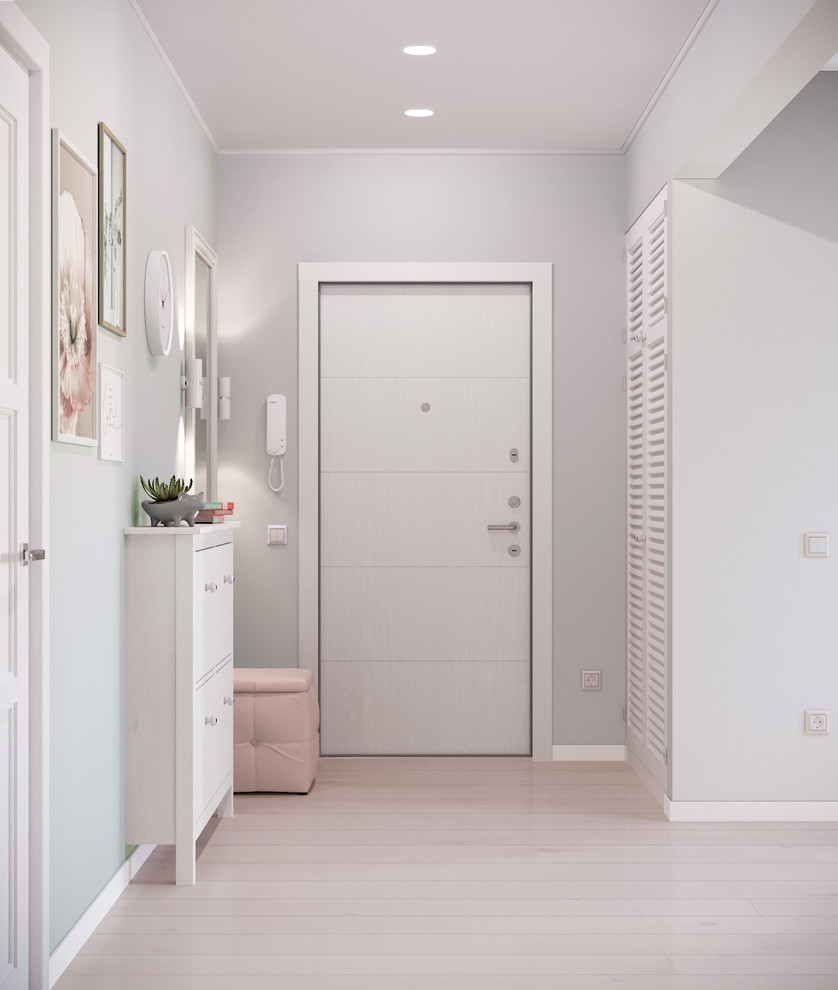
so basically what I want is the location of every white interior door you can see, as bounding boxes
[319,283,531,755]
[0,41,30,990]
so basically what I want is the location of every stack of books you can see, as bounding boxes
[195,501,235,524]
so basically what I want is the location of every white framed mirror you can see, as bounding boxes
[183,226,218,502]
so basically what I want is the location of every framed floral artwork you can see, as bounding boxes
[52,129,98,445]
[98,122,126,336]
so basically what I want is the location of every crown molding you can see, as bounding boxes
[127,0,219,152]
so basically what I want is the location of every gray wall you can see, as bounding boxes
[17,0,216,951]
[669,72,838,800]
[217,152,628,747]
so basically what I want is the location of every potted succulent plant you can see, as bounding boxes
[139,475,204,527]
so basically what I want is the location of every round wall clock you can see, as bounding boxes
[144,249,174,357]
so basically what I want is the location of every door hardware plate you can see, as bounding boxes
[21,543,46,566]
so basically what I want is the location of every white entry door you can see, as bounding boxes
[319,283,531,755]
[0,41,30,990]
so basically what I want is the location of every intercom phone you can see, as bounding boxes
[267,394,286,492]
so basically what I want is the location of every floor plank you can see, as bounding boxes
[54,758,838,990]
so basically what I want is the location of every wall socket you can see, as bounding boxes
[804,710,829,735]
[582,670,601,691]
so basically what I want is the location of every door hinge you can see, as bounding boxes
[622,328,627,343]
[622,705,626,722]
[622,376,627,392]
[664,747,669,765]
[622,246,627,263]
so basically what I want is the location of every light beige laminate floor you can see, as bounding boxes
[56,759,838,989]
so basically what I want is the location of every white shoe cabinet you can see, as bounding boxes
[124,522,240,884]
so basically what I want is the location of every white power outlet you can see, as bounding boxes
[804,710,829,735]
[582,670,601,691]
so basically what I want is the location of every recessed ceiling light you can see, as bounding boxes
[403,45,436,56]
[404,108,434,117]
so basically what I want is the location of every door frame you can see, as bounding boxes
[298,262,553,760]
[0,7,50,988]
[183,226,219,501]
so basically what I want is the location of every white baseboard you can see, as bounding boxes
[49,843,155,987]
[552,744,626,762]
[665,799,838,822]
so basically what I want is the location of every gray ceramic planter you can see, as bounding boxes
[142,491,204,527]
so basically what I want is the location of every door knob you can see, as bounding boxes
[487,522,520,533]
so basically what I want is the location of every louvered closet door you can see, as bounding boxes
[625,188,669,791]
[319,283,531,755]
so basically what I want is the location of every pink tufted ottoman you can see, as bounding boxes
[233,668,320,793]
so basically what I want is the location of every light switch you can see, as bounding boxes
[804,532,829,558]
[267,525,287,546]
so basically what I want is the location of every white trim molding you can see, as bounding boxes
[0,7,50,987]
[665,799,838,823]
[127,0,218,152]
[220,148,623,157]
[298,262,553,760]
[553,745,626,762]
[49,844,155,987]
[182,226,219,499]
[620,0,722,153]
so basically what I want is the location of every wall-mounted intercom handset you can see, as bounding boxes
[267,394,286,493]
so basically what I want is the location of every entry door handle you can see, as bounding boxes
[487,522,520,532]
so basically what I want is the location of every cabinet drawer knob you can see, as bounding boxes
[223,574,235,584]
[204,582,217,593]
[205,715,218,726]
[224,696,235,706]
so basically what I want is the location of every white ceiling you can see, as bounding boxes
[134,0,714,152]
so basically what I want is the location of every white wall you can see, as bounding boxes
[669,72,838,801]
[625,0,820,226]
[15,0,216,951]
[707,71,838,243]
[217,152,627,747]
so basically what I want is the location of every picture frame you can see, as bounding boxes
[98,363,125,462]
[52,129,98,446]
[98,122,126,336]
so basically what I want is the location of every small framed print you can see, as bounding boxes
[98,363,125,462]
[52,129,98,445]
[98,122,126,336]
